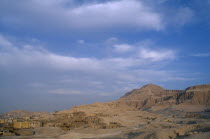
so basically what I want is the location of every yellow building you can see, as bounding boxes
[0,119,5,124]
[13,121,31,129]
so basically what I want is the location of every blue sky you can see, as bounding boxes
[0,0,210,112]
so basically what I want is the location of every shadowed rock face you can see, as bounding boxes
[117,84,210,109]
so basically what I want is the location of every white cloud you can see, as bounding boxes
[113,44,133,53]
[0,0,164,31]
[139,48,175,61]
[68,0,163,30]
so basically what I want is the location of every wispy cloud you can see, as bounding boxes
[139,48,175,61]
[192,53,210,57]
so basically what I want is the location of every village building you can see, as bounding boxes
[30,121,42,128]
[13,121,31,129]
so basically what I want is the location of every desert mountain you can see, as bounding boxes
[58,84,210,115]
[116,84,210,110]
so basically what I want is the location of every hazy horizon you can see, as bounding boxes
[0,0,210,113]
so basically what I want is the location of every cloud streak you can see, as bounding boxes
[192,53,210,57]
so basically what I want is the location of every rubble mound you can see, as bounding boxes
[44,111,122,130]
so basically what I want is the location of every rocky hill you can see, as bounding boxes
[50,84,210,129]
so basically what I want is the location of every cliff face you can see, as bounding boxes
[183,84,210,105]
[116,84,210,110]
